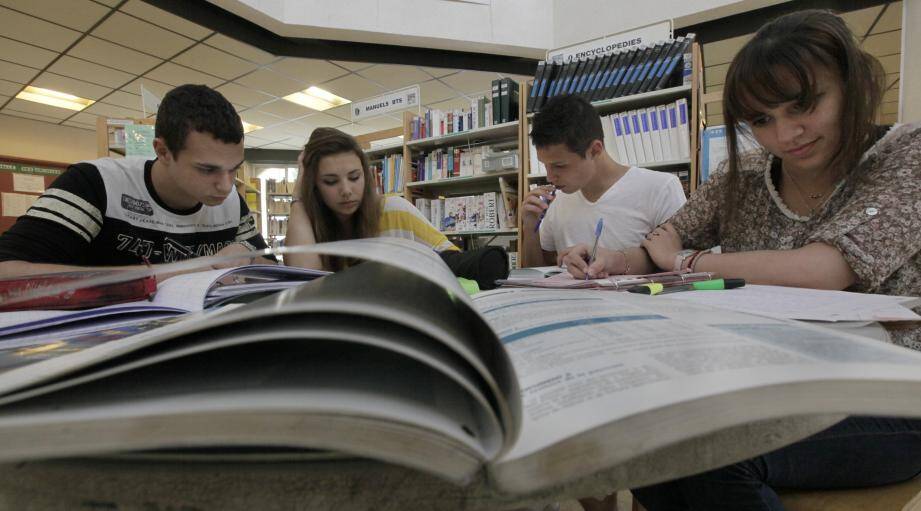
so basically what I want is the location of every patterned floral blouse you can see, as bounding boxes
[671,123,921,350]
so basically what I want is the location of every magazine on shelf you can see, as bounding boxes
[0,238,920,496]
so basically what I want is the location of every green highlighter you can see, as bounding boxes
[628,278,746,296]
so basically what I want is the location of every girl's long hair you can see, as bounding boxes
[720,9,885,227]
[299,127,381,270]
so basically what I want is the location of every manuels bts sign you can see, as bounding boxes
[351,85,421,121]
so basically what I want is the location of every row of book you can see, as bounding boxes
[527,34,695,113]
[266,195,292,215]
[601,98,691,166]
[412,145,491,182]
[371,154,404,195]
[265,179,295,194]
[415,191,516,234]
[408,78,519,141]
[267,215,288,239]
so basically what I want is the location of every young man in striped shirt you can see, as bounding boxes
[0,84,272,280]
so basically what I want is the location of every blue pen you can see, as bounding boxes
[534,185,557,232]
[585,218,604,280]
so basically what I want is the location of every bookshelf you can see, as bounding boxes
[518,41,704,267]
[401,103,521,250]
[357,126,405,199]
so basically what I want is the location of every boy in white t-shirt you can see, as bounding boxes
[522,94,686,269]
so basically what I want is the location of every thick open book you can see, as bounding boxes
[0,238,920,496]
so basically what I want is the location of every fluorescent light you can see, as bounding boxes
[283,86,350,111]
[241,121,262,133]
[258,167,287,181]
[15,86,94,111]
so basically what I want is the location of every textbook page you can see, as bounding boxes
[661,284,920,322]
[475,288,921,492]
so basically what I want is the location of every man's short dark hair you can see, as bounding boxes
[155,84,243,157]
[530,94,603,157]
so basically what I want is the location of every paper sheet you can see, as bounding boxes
[11,174,44,194]
[1,192,38,217]
[662,284,921,322]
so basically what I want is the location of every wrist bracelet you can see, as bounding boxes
[688,250,711,272]
[673,249,696,272]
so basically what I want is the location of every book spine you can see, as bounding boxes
[639,109,654,163]
[627,42,665,96]
[508,79,519,121]
[491,79,500,125]
[676,98,691,159]
[642,38,680,94]
[612,113,629,165]
[629,110,647,164]
[601,48,637,100]
[656,104,673,160]
[616,45,652,97]
[647,106,664,163]
[499,79,510,123]
[619,112,637,165]
[654,35,694,91]
[527,61,546,113]
[483,192,498,230]
[586,54,614,102]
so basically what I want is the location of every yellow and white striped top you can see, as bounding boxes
[379,196,458,253]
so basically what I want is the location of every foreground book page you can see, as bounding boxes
[0,257,520,484]
[474,289,921,493]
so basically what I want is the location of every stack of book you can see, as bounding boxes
[412,145,490,182]
[415,188,517,233]
[600,98,691,166]
[527,34,695,112]
[408,78,519,141]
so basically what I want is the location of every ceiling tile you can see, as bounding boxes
[268,58,350,86]
[32,72,112,100]
[121,78,174,99]
[260,142,298,149]
[48,55,135,89]
[0,6,81,52]
[68,36,162,76]
[4,98,74,120]
[246,126,294,143]
[204,34,278,65]
[357,65,432,91]
[351,115,402,131]
[320,74,385,103]
[0,36,57,69]
[877,53,901,75]
[881,101,898,115]
[323,104,353,122]
[439,70,502,95]
[120,0,212,40]
[215,82,274,108]
[882,88,900,103]
[94,0,121,7]
[144,62,223,88]
[62,120,96,131]
[704,63,730,88]
[99,90,144,111]
[0,79,23,96]
[336,123,377,137]
[270,120,312,138]
[69,111,102,125]
[174,44,258,81]
[93,12,195,57]
[0,61,37,85]
[842,5,884,37]
[301,112,351,128]
[235,69,305,97]
[861,30,901,56]
[419,79,457,105]
[1,109,63,124]
[238,109,287,129]
[83,101,144,119]
[0,0,110,32]
[254,99,315,119]
[421,67,459,79]
[873,2,902,34]
[330,60,373,72]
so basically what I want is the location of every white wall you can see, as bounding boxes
[901,0,920,122]
[0,115,96,164]
[209,0,554,58]
[552,0,790,48]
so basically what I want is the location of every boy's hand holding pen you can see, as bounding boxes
[523,185,557,232]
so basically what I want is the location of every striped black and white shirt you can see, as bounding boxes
[0,157,269,266]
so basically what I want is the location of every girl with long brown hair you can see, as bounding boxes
[558,9,921,510]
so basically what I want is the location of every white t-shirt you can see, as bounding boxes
[539,167,686,252]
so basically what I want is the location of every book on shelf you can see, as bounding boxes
[409,97,494,141]
[600,99,691,167]
[371,154,403,194]
[1,238,921,496]
[527,34,696,113]
[437,191,510,234]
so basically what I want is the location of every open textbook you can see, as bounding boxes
[0,264,328,341]
[0,238,920,496]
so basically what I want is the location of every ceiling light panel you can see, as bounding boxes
[15,85,94,111]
